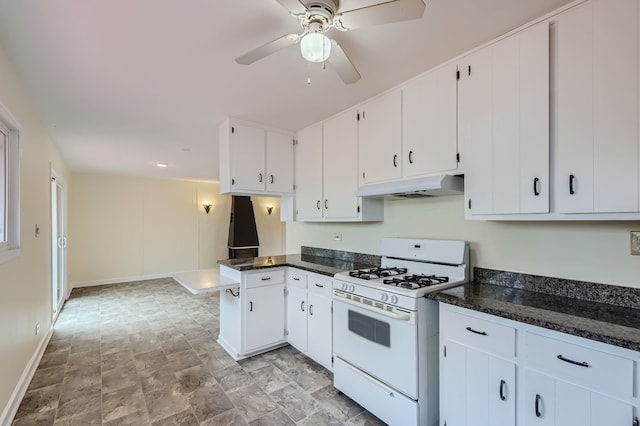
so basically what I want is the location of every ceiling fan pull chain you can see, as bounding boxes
[307,62,312,85]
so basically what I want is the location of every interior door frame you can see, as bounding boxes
[50,166,67,319]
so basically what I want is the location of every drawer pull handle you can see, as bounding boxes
[569,174,575,195]
[309,304,314,316]
[466,326,488,336]
[533,177,540,196]
[557,354,590,368]
[249,301,253,312]
[535,394,542,418]
[261,277,271,281]
[293,277,300,281]
[499,379,507,401]
[315,283,324,288]
[301,301,305,312]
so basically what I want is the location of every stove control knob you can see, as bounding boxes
[390,295,399,304]
[349,285,356,293]
[341,282,348,291]
[380,293,389,302]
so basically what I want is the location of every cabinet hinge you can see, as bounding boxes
[443,345,447,358]
[293,184,296,191]
[231,126,235,134]
[456,153,460,163]
[331,355,334,366]
[456,70,460,80]
[362,171,366,180]
[357,205,361,213]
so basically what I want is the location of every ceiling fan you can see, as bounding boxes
[235,0,426,84]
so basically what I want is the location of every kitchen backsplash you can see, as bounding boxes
[475,267,640,309]
[301,246,381,268]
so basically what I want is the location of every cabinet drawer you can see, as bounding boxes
[286,269,307,289]
[307,273,332,298]
[524,331,634,399]
[245,269,285,288]
[442,308,516,359]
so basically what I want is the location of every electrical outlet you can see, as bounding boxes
[631,231,640,255]
[334,233,342,241]
[35,323,40,335]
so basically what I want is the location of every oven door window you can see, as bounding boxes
[348,310,390,347]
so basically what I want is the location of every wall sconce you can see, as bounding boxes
[266,206,273,215]
[202,202,212,214]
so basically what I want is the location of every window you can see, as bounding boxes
[0,100,21,264]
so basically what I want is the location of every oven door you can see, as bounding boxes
[332,298,418,399]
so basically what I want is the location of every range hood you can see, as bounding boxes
[355,174,464,199]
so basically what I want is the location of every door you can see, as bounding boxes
[358,91,402,185]
[323,109,360,219]
[286,285,307,352]
[50,172,67,317]
[332,299,418,398]
[230,124,266,192]
[294,124,324,219]
[307,292,332,369]
[243,284,285,352]
[266,130,294,193]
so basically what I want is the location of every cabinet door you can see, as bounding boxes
[295,124,323,219]
[555,0,639,213]
[323,109,360,219]
[358,90,402,185]
[441,340,515,426]
[230,124,266,192]
[523,369,634,426]
[307,292,332,370]
[460,48,494,215]
[286,285,307,352]
[266,130,294,193]
[243,284,285,353]
[402,63,458,178]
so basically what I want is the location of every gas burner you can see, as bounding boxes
[382,274,450,290]
[348,267,408,280]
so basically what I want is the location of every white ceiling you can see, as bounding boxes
[0,0,574,181]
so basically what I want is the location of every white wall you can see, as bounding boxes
[0,41,71,420]
[68,175,286,285]
[286,196,640,288]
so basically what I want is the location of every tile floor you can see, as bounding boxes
[11,278,384,425]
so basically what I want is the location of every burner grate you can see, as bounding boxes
[382,274,450,289]
[349,267,408,280]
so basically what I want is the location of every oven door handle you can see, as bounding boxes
[335,296,411,321]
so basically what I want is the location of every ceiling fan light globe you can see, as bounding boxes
[300,33,331,62]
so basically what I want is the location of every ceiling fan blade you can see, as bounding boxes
[274,0,307,14]
[235,34,300,65]
[327,39,361,84]
[337,0,426,30]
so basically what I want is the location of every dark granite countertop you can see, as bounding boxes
[428,268,640,352]
[218,253,378,277]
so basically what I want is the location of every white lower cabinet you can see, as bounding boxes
[439,304,639,426]
[285,268,333,371]
[243,284,285,353]
[218,267,287,359]
[440,310,516,426]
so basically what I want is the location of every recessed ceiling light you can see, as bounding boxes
[156,162,169,168]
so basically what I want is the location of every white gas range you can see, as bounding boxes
[332,238,469,426]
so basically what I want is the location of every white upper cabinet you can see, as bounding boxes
[554,0,639,214]
[402,62,459,178]
[219,118,294,196]
[358,91,403,185]
[295,109,383,222]
[463,20,550,217]
[294,123,324,220]
[266,130,295,194]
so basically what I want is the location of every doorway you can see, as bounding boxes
[51,169,67,318]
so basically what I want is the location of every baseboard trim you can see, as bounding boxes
[71,272,173,288]
[0,326,53,426]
